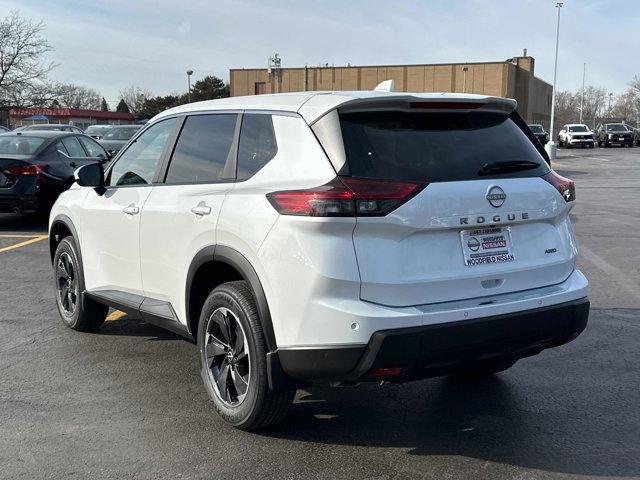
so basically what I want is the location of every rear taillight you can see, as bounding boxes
[4,164,44,176]
[542,170,575,202]
[266,177,425,217]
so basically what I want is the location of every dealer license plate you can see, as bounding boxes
[460,227,514,266]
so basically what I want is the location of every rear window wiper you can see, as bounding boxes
[479,160,540,176]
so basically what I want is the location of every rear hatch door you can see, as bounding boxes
[337,103,575,307]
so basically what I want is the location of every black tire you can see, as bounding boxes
[198,281,295,430]
[453,358,518,378]
[53,237,108,331]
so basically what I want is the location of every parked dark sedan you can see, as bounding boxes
[596,123,634,148]
[0,131,109,215]
[98,124,142,155]
[527,124,549,145]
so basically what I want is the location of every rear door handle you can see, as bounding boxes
[191,202,212,216]
[123,204,140,216]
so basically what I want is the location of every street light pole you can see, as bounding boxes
[546,2,563,161]
[186,70,194,103]
[579,62,586,124]
[462,66,469,93]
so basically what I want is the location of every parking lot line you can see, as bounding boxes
[0,234,46,238]
[0,235,48,254]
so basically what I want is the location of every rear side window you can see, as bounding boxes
[78,136,107,158]
[237,114,278,181]
[61,136,86,158]
[339,111,550,182]
[165,114,237,184]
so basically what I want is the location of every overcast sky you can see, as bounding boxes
[5,0,639,107]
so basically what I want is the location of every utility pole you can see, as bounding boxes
[579,63,586,124]
[186,70,194,103]
[462,66,469,93]
[546,2,563,161]
[608,92,613,114]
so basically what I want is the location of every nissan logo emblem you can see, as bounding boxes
[486,186,506,208]
[467,237,480,252]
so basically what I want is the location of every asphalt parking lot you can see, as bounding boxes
[1,147,639,480]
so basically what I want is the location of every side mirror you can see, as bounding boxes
[74,162,104,188]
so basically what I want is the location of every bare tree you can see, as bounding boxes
[119,85,152,116]
[0,11,55,108]
[53,82,102,109]
[612,89,640,125]
[629,75,640,97]
[552,86,609,135]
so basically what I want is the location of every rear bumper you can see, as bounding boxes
[276,297,589,383]
[0,182,38,213]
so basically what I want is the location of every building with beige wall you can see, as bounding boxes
[230,56,552,127]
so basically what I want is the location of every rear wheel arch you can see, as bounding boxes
[186,245,277,351]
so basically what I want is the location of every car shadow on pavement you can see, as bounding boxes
[262,374,639,478]
[97,317,191,342]
[0,213,48,233]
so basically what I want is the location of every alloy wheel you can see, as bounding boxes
[203,307,251,407]
[56,252,78,315]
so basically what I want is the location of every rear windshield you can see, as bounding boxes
[528,125,544,133]
[86,125,111,134]
[0,136,45,155]
[339,111,550,182]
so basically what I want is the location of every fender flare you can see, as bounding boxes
[49,214,81,265]
[185,244,277,352]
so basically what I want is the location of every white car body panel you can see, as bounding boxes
[353,177,576,307]
[79,186,153,295]
[139,183,231,324]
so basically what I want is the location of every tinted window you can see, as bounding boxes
[61,136,86,157]
[78,136,107,158]
[56,141,69,156]
[165,114,237,184]
[605,124,626,131]
[0,136,45,154]
[104,127,140,141]
[339,111,550,183]
[568,125,589,132]
[528,125,544,133]
[237,114,278,181]
[108,118,175,186]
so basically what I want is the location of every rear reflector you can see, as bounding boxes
[368,367,404,378]
[542,170,575,202]
[266,177,424,217]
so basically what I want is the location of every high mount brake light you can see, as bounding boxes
[542,170,575,202]
[410,101,483,110]
[266,177,425,217]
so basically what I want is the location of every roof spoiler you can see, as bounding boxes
[338,96,517,115]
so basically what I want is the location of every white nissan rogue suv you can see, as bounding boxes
[49,91,589,430]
